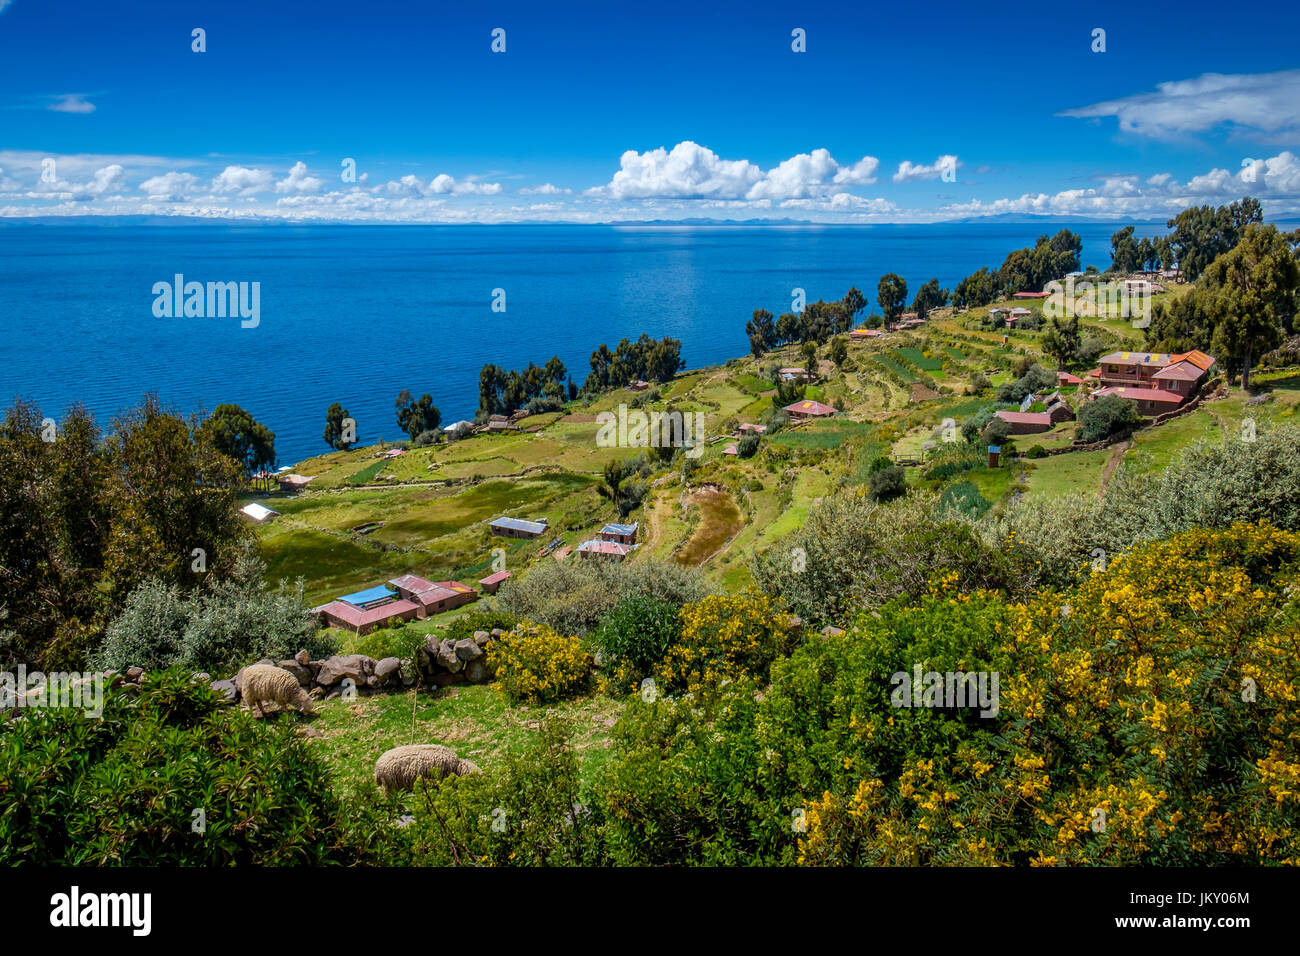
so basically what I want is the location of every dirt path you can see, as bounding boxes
[1098,440,1131,494]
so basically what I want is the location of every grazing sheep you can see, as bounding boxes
[238,664,315,717]
[373,744,480,793]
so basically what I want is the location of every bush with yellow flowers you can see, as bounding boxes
[793,522,1300,866]
[656,592,798,699]
[485,623,592,706]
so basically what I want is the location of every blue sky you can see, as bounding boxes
[2,0,1299,222]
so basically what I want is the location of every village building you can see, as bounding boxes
[778,367,814,383]
[1091,385,1186,416]
[478,570,512,595]
[1057,371,1083,386]
[489,515,549,539]
[849,327,885,339]
[737,423,767,435]
[1015,291,1051,300]
[314,585,420,635]
[277,473,315,493]
[577,538,638,561]
[783,399,837,421]
[599,521,638,545]
[629,380,651,391]
[239,502,279,523]
[1095,350,1215,406]
[388,574,479,617]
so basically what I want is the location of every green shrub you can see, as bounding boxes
[937,481,992,519]
[0,668,383,865]
[1026,444,1048,459]
[868,465,906,502]
[346,622,425,661]
[444,610,518,645]
[592,595,682,686]
[1077,394,1141,442]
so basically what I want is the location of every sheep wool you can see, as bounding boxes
[373,744,481,792]
[239,663,315,716]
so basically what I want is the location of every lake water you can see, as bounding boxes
[0,221,1147,465]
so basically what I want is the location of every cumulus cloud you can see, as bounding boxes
[275,161,323,194]
[139,171,199,201]
[212,165,273,196]
[519,183,570,195]
[893,155,959,183]
[1060,69,1300,142]
[592,141,881,201]
[379,173,501,197]
[48,94,96,114]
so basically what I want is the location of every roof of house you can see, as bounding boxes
[1014,291,1051,298]
[443,420,474,432]
[577,539,637,556]
[337,585,398,607]
[1152,360,1205,382]
[1172,349,1216,371]
[849,327,883,336]
[1057,371,1083,384]
[490,515,548,534]
[783,399,836,417]
[738,423,767,433]
[723,444,739,455]
[1098,350,1174,367]
[601,522,639,536]
[778,367,811,375]
[479,570,512,587]
[1010,307,1032,315]
[1093,385,1184,404]
[995,410,1053,425]
[240,502,278,521]
[278,473,314,486]
[388,573,439,594]
[900,312,918,320]
[317,597,419,628]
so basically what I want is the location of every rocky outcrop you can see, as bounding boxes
[414,632,501,687]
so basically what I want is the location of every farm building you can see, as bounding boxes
[489,516,549,539]
[599,521,638,545]
[389,574,479,616]
[778,367,814,383]
[737,423,767,434]
[783,399,837,421]
[277,473,315,493]
[314,585,420,635]
[577,539,638,562]
[239,502,278,523]
[1057,371,1083,386]
[1014,291,1050,300]
[994,411,1054,435]
[1091,385,1186,417]
[478,570,512,595]
[849,327,885,339]
[1096,350,1214,404]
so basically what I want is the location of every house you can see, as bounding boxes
[1097,350,1214,403]
[314,585,420,635]
[599,521,638,545]
[723,444,739,456]
[629,380,650,392]
[993,410,1054,435]
[778,367,814,383]
[849,327,885,339]
[489,516,549,539]
[737,423,767,435]
[383,447,405,458]
[388,574,479,617]
[1091,385,1186,417]
[1044,399,1075,424]
[1010,307,1032,320]
[478,570,512,595]
[577,539,638,562]
[783,399,837,421]
[1014,291,1051,300]
[1057,371,1083,386]
[239,502,278,523]
[277,473,315,493]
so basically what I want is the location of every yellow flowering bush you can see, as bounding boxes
[656,592,797,698]
[486,622,592,706]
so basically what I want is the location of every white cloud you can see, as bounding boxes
[519,183,570,195]
[48,94,96,114]
[893,155,959,183]
[593,141,881,201]
[275,161,323,194]
[211,165,273,195]
[139,171,199,201]
[378,172,501,197]
[1060,69,1300,142]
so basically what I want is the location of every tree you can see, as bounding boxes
[828,336,849,368]
[1166,197,1262,281]
[395,390,441,440]
[775,312,802,344]
[800,341,818,378]
[323,402,353,450]
[877,274,908,327]
[842,286,867,323]
[911,278,949,320]
[746,309,776,357]
[953,267,998,309]
[1041,315,1082,369]
[1110,226,1140,274]
[596,459,645,519]
[868,465,906,502]
[197,404,276,478]
[1201,223,1300,390]
[1077,395,1141,442]
[478,363,508,414]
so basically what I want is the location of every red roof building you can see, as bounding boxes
[1091,385,1186,416]
[315,598,421,635]
[1057,371,1083,386]
[1013,291,1050,299]
[577,539,637,561]
[388,574,479,616]
[994,410,1054,435]
[478,570,512,594]
[783,399,837,421]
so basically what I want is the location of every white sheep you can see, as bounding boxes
[238,663,315,717]
[373,744,481,793]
